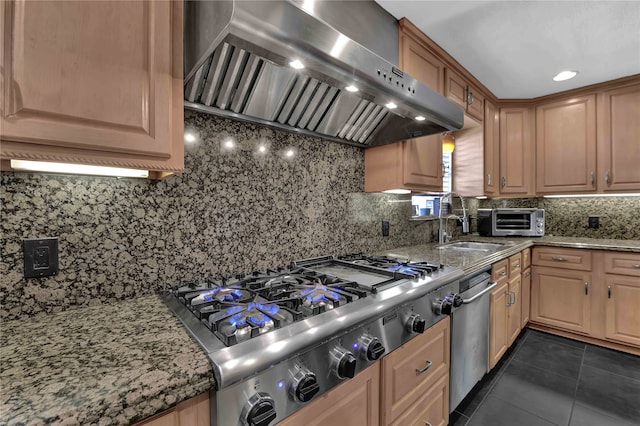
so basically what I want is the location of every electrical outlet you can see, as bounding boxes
[382,221,390,237]
[588,216,600,229]
[23,237,59,278]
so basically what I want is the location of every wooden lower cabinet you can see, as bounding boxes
[605,275,640,347]
[507,274,522,346]
[489,280,509,370]
[380,318,450,426]
[387,373,449,426]
[135,392,209,426]
[278,362,380,426]
[531,266,591,335]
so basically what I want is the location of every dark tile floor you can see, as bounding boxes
[449,329,640,426]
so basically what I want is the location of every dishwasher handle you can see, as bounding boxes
[462,281,498,304]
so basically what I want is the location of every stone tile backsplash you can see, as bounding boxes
[0,111,432,320]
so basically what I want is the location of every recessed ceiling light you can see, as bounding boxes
[289,60,304,69]
[345,85,359,92]
[285,149,295,158]
[224,139,235,149]
[258,145,267,153]
[553,70,578,82]
[415,116,426,121]
[385,102,397,109]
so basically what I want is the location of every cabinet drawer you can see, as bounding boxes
[604,252,640,277]
[532,247,592,271]
[389,372,449,426]
[380,318,449,426]
[509,253,522,277]
[492,259,509,283]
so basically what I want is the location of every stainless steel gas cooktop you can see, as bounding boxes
[163,254,463,426]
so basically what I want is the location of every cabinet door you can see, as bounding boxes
[466,87,484,122]
[536,95,597,193]
[278,362,380,426]
[403,137,443,189]
[484,100,499,195]
[388,373,449,426]
[521,268,531,327]
[0,0,184,173]
[399,28,445,94]
[531,267,591,335]
[605,275,640,347]
[380,318,449,426]
[499,107,534,195]
[489,281,509,370]
[507,274,522,346]
[598,83,640,192]
[134,393,209,426]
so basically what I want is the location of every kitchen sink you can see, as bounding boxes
[436,241,505,251]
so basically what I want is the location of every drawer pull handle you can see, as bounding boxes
[416,360,433,374]
[633,264,640,269]
[551,257,568,262]
[514,262,521,268]
[585,282,589,295]
[590,172,595,187]
[426,423,432,426]
[500,271,507,276]
[608,285,611,299]
[524,270,531,277]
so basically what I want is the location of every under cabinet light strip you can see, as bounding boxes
[10,160,149,178]
[543,193,640,198]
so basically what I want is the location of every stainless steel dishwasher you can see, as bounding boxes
[449,268,497,412]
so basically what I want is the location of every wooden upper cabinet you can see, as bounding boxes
[399,20,445,94]
[0,0,184,175]
[536,95,597,194]
[499,107,534,195]
[484,100,499,195]
[598,83,640,192]
[445,68,484,122]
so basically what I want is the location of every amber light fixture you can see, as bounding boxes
[443,133,455,153]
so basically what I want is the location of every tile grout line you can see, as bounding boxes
[566,344,586,426]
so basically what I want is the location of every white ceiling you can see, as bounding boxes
[375,0,640,99]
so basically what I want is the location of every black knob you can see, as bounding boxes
[452,294,463,308]
[367,340,386,361]
[242,392,276,426]
[338,353,357,379]
[433,298,453,315]
[407,313,426,334]
[290,370,320,403]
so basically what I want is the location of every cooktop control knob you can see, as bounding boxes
[359,334,386,361]
[241,392,277,426]
[406,312,426,334]
[451,293,463,308]
[289,368,320,403]
[330,346,357,379]
[433,298,453,315]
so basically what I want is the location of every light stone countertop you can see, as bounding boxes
[379,236,640,275]
[0,295,214,426]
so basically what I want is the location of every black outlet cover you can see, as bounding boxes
[23,237,59,278]
[382,221,390,237]
[588,216,600,229]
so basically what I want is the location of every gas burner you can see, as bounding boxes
[291,282,347,315]
[206,300,300,346]
[184,285,254,309]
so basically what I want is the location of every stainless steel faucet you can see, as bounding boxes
[438,192,469,244]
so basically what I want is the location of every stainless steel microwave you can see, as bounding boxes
[477,208,545,237]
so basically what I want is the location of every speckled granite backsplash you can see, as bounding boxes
[479,197,640,239]
[1,111,433,320]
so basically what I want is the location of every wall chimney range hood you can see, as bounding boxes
[184,0,464,147]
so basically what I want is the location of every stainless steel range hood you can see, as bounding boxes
[183,0,464,147]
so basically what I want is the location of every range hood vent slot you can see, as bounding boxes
[184,0,464,147]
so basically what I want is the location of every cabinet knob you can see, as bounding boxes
[605,171,611,186]
[584,282,589,295]
[502,176,506,188]
[590,172,595,187]
[487,173,492,186]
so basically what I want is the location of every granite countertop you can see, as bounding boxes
[380,236,640,275]
[0,295,214,426]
